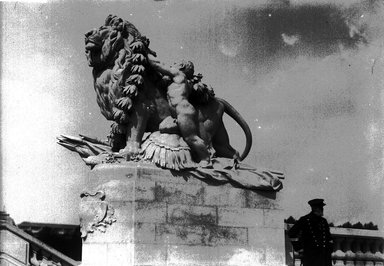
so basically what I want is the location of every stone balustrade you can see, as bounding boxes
[286,224,384,266]
[29,243,74,266]
[0,212,80,266]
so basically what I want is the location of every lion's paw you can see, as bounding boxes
[119,142,141,161]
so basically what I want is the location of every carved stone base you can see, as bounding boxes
[79,162,285,266]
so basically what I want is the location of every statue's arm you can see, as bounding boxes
[148,58,179,78]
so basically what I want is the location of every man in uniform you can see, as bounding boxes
[288,199,333,266]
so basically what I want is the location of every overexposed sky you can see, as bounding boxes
[1,0,384,229]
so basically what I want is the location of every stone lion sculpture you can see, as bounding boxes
[58,15,284,191]
[76,15,252,167]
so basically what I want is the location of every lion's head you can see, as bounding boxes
[85,15,161,151]
[85,15,142,68]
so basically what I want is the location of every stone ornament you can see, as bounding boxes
[71,14,251,165]
[58,15,284,191]
[79,190,116,238]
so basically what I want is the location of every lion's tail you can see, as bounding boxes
[217,98,252,161]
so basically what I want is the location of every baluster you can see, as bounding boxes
[332,237,346,266]
[30,248,41,266]
[294,259,301,266]
[374,239,384,266]
[40,256,49,266]
[294,251,302,266]
[344,237,356,266]
[44,256,55,266]
[365,239,376,266]
[40,249,53,266]
[355,238,365,266]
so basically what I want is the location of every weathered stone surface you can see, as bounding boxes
[107,243,134,266]
[265,246,286,266]
[89,164,137,182]
[111,201,134,223]
[155,224,247,246]
[97,179,135,201]
[167,245,220,266]
[135,180,157,201]
[167,204,216,226]
[263,209,284,228]
[89,164,281,208]
[134,244,167,266]
[135,202,167,223]
[203,185,246,208]
[245,190,281,209]
[155,224,206,245]
[81,164,285,265]
[85,221,134,244]
[134,223,156,244]
[217,246,266,266]
[248,227,285,248]
[81,243,108,266]
[137,164,203,185]
[210,226,248,246]
[154,182,205,205]
[218,207,263,227]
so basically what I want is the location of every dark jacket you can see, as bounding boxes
[288,212,333,266]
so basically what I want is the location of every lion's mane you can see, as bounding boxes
[85,15,160,149]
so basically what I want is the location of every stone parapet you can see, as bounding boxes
[285,224,384,266]
[80,162,285,266]
[0,212,80,266]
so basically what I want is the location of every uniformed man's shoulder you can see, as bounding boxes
[294,214,311,225]
[299,213,313,220]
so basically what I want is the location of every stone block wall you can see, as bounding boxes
[80,162,285,266]
[0,229,29,265]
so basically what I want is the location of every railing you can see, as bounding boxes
[0,212,80,266]
[286,224,384,266]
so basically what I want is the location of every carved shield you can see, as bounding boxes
[79,190,116,238]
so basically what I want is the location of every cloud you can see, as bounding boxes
[198,2,372,70]
[289,0,366,6]
[281,33,300,45]
[219,42,240,57]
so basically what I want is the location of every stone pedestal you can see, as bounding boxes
[80,162,285,266]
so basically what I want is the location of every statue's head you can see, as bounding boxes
[177,60,194,79]
[84,15,141,68]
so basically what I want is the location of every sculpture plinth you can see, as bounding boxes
[79,163,285,266]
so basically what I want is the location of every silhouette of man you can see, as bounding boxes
[288,199,333,266]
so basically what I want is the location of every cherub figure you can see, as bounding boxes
[149,58,211,166]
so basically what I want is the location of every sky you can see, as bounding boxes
[1,0,384,230]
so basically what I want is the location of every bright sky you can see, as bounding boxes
[1,0,383,229]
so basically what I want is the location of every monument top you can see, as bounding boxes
[58,14,284,192]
